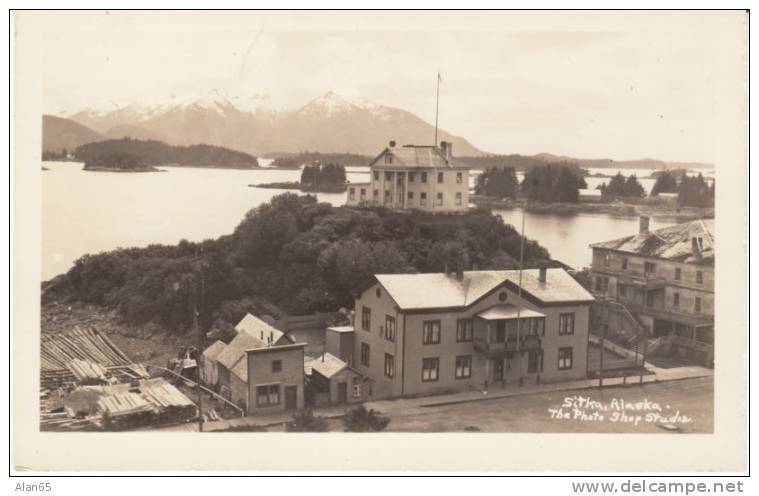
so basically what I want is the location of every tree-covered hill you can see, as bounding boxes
[44,194,553,336]
[74,138,259,169]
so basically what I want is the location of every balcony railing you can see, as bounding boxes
[473,335,542,354]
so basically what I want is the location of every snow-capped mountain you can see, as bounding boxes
[61,90,485,156]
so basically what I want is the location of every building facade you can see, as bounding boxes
[345,140,470,213]
[589,217,714,366]
[348,268,594,400]
[246,343,306,414]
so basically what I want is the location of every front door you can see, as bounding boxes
[284,386,298,411]
[493,360,504,382]
[337,382,348,404]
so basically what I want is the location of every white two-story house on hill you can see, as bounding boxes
[345,140,470,213]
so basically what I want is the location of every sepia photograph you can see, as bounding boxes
[10,8,748,475]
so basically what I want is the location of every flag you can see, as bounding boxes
[438,71,442,83]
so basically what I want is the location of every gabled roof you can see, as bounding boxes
[477,304,546,320]
[235,313,286,345]
[202,340,227,361]
[373,268,593,311]
[216,329,267,380]
[304,353,348,379]
[590,219,714,266]
[368,146,466,170]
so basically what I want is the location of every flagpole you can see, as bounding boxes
[434,72,440,146]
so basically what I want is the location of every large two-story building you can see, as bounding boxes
[589,217,714,366]
[345,140,470,213]
[332,268,593,400]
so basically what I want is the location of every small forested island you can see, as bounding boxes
[472,162,714,219]
[75,138,260,169]
[252,162,348,192]
[42,193,553,339]
[270,151,371,169]
[83,152,160,172]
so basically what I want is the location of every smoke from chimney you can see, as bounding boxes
[539,266,547,283]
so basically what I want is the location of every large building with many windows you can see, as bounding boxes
[345,140,470,213]
[589,217,714,365]
[340,268,594,400]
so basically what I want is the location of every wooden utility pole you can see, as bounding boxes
[194,255,205,432]
[434,72,441,146]
[599,324,607,388]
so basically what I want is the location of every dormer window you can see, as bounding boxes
[384,153,393,164]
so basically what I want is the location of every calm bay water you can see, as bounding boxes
[42,161,682,280]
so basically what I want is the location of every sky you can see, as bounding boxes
[39,11,745,163]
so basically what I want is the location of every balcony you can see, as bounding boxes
[473,335,542,355]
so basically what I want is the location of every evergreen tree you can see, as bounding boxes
[521,162,587,203]
[475,166,518,199]
[650,171,679,196]
[678,173,714,207]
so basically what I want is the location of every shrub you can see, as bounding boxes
[342,405,390,432]
[286,409,329,432]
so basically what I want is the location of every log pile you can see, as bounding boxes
[41,327,131,371]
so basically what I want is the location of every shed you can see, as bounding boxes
[304,353,366,407]
[325,326,355,365]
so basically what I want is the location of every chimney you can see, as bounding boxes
[692,237,702,259]
[539,266,547,283]
[455,266,464,281]
[388,140,396,148]
[639,216,650,234]
[440,141,452,160]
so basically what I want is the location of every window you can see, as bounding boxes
[559,313,575,335]
[695,297,702,312]
[384,190,391,202]
[673,293,680,308]
[696,271,703,284]
[360,343,370,366]
[455,192,462,206]
[421,172,428,183]
[420,192,427,206]
[408,191,414,199]
[603,253,610,268]
[360,188,366,199]
[385,172,393,181]
[558,347,573,370]
[437,172,444,183]
[384,153,392,164]
[644,262,656,276]
[435,192,443,206]
[271,360,282,373]
[384,315,396,342]
[422,357,439,382]
[594,276,609,292]
[456,172,463,184]
[675,268,681,281]
[409,172,416,182]
[619,284,627,297]
[352,376,361,397]
[373,189,379,197]
[373,171,379,181]
[622,257,628,270]
[384,353,394,378]
[528,350,543,373]
[422,320,441,344]
[456,319,473,342]
[349,188,355,200]
[361,306,371,331]
[455,355,472,379]
[256,384,280,407]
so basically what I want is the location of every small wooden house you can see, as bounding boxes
[304,353,366,407]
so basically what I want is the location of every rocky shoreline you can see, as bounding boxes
[471,195,714,221]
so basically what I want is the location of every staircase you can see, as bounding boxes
[590,297,648,347]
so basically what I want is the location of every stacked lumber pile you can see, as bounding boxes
[40,327,148,390]
[66,359,108,383]
[41,327,131,371]
[98,392,155,430]
[140,378,198,425]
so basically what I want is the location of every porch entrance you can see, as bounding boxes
[284,386,298,411]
